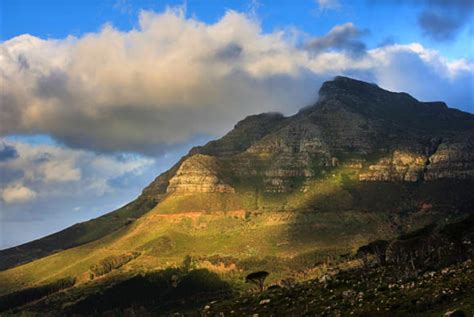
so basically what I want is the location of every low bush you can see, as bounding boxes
[90,252,140,277]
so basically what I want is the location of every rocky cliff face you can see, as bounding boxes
[142,76,474,198]
[167,154,235,194]
[358,150,427,182]
[425,138,474,180]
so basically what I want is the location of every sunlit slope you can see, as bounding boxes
[0,197,157,271]
[1,172,472,295]
[0,157,182,271]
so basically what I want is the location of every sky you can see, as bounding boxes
[0,0,473,249]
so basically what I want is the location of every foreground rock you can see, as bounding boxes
[201,259,474,316]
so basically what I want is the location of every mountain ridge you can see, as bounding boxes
[1,75,473,278]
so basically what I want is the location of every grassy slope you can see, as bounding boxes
[9,215,474,316]
[0,197,157,271]
[1,171,471,296]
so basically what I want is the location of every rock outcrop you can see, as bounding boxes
[167,154,235,194]
[359,151,427,182]
[425,138,474,180]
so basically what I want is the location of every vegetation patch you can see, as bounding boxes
[89,252,140,278]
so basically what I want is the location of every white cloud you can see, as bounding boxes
[0,138,154,204]
[316,0,340,10]
[2,184,37,203]
[3,141,82,184]
[0,8,472,155]
[0,9,317,153]
[41,159,81,183]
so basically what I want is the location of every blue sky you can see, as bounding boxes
[0,0,473,248]
[2,0,473,60]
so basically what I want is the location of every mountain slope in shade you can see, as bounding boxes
[1,76,473,296]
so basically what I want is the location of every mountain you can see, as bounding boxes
[1,76,473,312]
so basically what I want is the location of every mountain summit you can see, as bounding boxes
[140,75,474,199]
[1,76,473,298]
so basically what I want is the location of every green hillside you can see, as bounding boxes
[1,176,472,296]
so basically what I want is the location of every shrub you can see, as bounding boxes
[357,239,389,265]
[90,252,140,277]
[181,255,193,272]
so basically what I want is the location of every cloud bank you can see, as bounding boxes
[1,8,473,155]
[0,138,153,205]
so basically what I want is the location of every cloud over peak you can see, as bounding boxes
[1,8,473,155]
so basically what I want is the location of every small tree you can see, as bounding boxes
[182,255,193,272]
[245,271,269,292]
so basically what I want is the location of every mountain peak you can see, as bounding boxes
[312,76,474,132]
[318,76,414,102]
[331,75,379,87]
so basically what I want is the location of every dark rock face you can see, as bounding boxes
[143,76,474,197]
